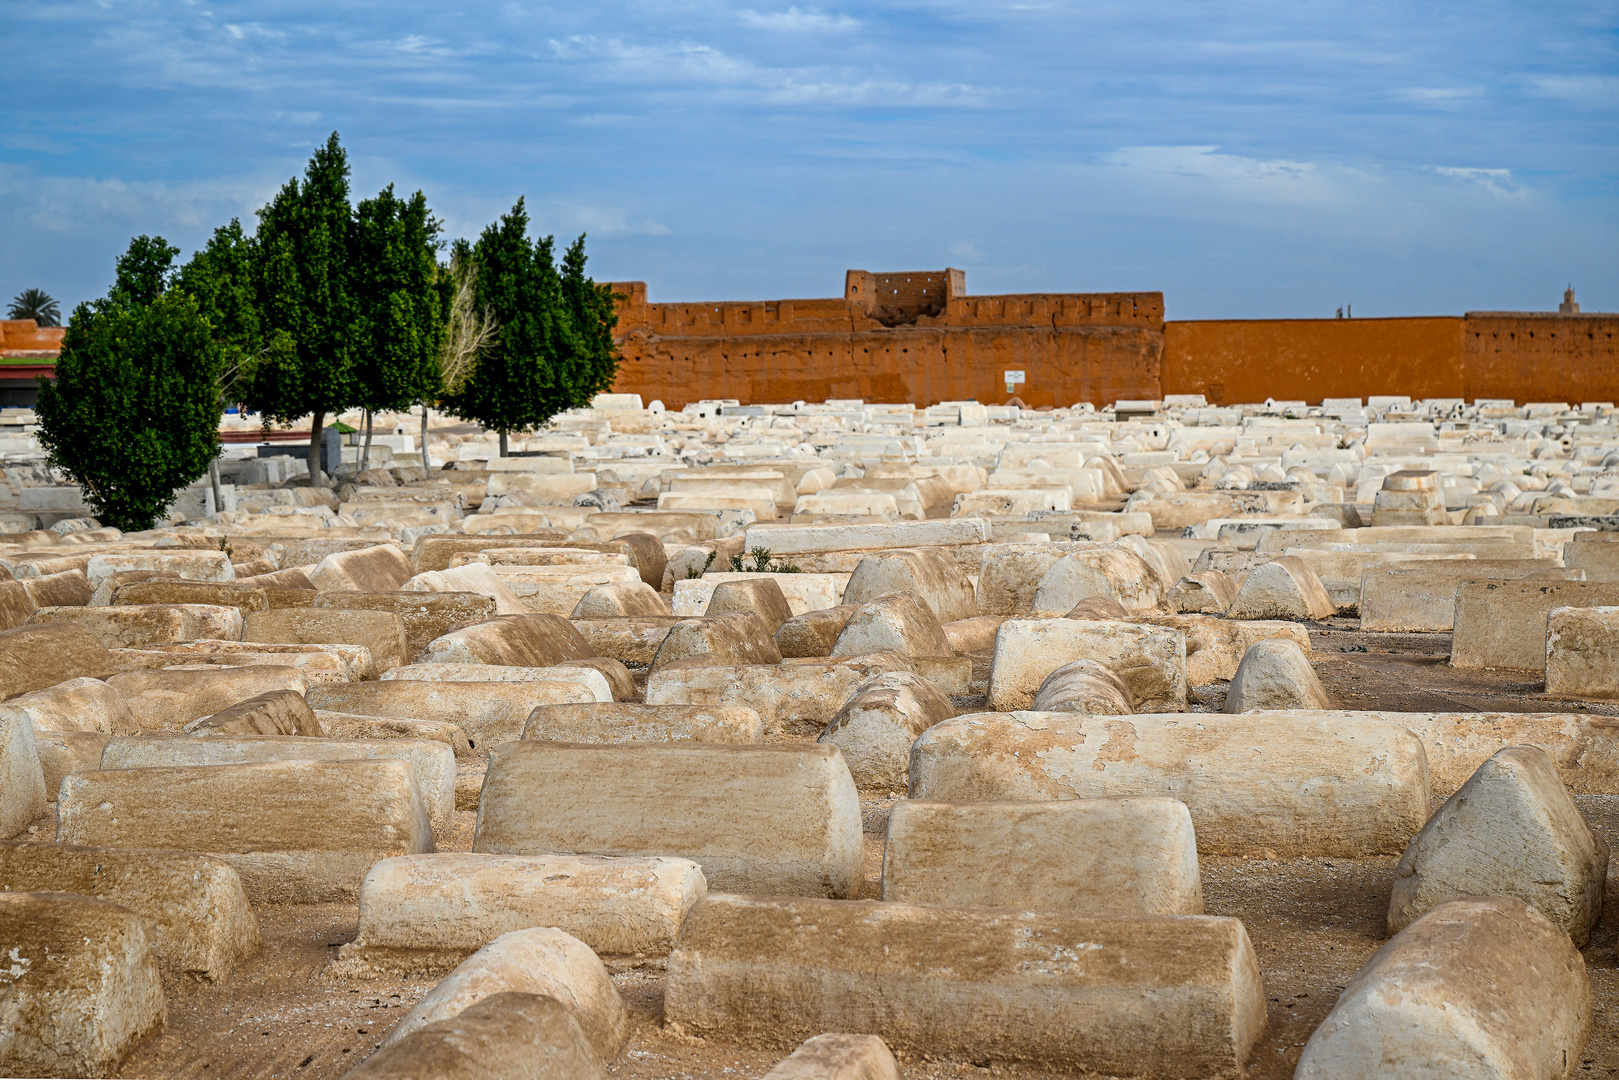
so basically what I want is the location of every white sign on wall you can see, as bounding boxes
[1004,369,1026,394]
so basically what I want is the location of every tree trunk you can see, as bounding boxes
[360,409,373,473]
[308,409,326,487]
[419,404,429,469]
[498,429,508,459]
[207,456,225,518]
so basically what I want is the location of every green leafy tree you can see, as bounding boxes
[441,199,619,455]
[350,184,444,469]
[108,236,180,306]
[7,288,60,327]
[36,238,224,531]
[440,198,544,456]
[236,132,359,484]
[558,234,621,402]
[176,218,286,507]
[175,219,267,375]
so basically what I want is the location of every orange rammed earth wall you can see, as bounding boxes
[1464,314,1619,404]
[610,276,1164,410]
[1162,314,1619,406]
[1161,317,1465,405]
[607,273,1619,408]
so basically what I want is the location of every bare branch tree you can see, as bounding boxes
[437,247,497,397]
[419,246,497,463]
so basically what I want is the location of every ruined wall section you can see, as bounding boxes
[844,269,962,326]
[611,280,1164,408]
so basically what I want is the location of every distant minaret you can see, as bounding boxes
[1560,286,1580,314]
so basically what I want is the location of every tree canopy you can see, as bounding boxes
[351,184,443,416]
[175,218,270,380]
[33,130,623,511]
[36,237,225,531]
[234,132,360,481]
[559,233,621,404]
[440,198,619,452]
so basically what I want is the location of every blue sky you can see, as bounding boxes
[2,1,1615,319]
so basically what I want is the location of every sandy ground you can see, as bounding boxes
[88,624,1619,1078]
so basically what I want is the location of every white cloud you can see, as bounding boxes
[0,166,278,237]
[736,7,861,32]
[1388,86,1484,109]
[762,78,982,106]
[219,21,286,44]
[1527,75,1619,101]
[1066,145,1557,260]
[394,35,437,55]
[1100,145,1354,209]
[544,32,979,107]
[546,36,753,82]
[542,202,672,237]
[1429,165,1522,198]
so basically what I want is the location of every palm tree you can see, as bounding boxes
[7,289,61,327]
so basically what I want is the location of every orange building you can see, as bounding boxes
[611,273,1619,409]
[0,319,64,358]
[0,319,63,407]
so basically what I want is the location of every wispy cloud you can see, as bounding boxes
[737,8,861,33]
[1388,86,1484,109]
[763,78,982,106]
[391,34,441,56]
[1526,74,1619,101]
[546,36,754,82]
[1430,165,1522,198]
[0,165,277,236]
[1101,146,1355,209]
[543,202,672,237]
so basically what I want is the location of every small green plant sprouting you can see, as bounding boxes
[731,546,802,574]
[687,550,718,579]
[217,536,234,559]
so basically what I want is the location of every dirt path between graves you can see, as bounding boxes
[108,626,1619,1079]
[1310,622,1619,716]
[113,807,1619,1080]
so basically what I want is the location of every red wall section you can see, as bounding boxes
[1464,314,1619,404]
[611,279,1164,409]
[609,274,1619,409]
[1162,317,1465,405]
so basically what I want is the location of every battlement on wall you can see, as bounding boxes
[942,291,1162,328]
